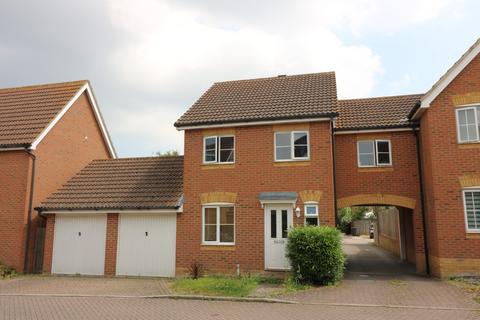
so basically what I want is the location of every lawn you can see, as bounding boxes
[173,275,310,297]
[448,277,480,304]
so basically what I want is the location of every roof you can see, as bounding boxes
[175,72,338,128]
[36,156,184,211]
[412,37,480,119]
[335,94,423,130]
[0,80,116,156]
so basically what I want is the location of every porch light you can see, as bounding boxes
[295,206,301,218]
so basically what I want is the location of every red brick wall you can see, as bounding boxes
[420,54,480,276]
[0,151,32,271]
[42,214,55,273]
[104,213,119,276]
[334,131,426,272]
[178,121,335,274]
[0,91,112,273]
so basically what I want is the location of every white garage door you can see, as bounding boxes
[52,214,107,275]
[116,213,176,277]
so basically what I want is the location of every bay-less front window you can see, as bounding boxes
[204,136,235,164]
[456,106,480,143]
[203,206,235,244]
[275,131,309,161]
[463,190,480,232]
[304,204,319,226]
[357,140,392,167]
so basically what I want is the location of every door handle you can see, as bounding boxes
[78,232,81,237]
[145,231,148,237]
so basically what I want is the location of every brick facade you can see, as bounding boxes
[177,121,335,274]
[419,54,480,277]
[0,91,111,273]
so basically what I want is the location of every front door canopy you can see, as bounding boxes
[259,192,298,208]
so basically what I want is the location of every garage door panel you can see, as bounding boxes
[52,215,106,275]
[116,213,176,277]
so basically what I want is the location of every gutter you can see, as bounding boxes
[23,147,37,274]
[330,118,338,226]
[412,121,430,275]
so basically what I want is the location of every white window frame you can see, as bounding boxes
[357,139,392,167]
[304,202,319,226]
[274,130,310,162]
[455,105,480,143]
[462,189,480,233]
[203,135,235,164]
[202,204,235,245]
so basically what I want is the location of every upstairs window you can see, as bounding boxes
[204,136,235,164]
[357,140,392,167]
[275,131,309,161]
[463,190,480,232]
[456,106,480,143]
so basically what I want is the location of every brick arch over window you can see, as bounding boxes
[337,194,416,209]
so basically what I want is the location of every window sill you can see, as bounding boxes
[358,166,393,173]
[466,232,480,239]
[201,244,236,251]
[458,142,480,149]
[202,163,235,170]
[274,160,310,167]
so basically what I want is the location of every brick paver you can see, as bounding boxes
[0,276,172,296]
[1,296,479,320]
[282,236,479,309]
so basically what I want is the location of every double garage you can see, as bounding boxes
[50,212,177,277]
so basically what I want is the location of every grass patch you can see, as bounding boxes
[284,277,311,292]
[448,277,480,304]
[173,276,258,297]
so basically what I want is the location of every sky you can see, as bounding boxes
[0,0,478,157]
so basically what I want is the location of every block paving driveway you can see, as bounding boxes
[1,236,479,319]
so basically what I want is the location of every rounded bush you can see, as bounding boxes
[286,226,345,285]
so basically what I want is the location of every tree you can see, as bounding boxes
[155,150,180,157]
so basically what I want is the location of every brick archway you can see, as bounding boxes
[337,194,416,209]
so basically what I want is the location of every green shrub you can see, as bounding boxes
[287,226,345,285]
[0,264,16,279]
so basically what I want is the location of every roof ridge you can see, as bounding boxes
[213,71,336,85]
[91,155,184,162]
[0,80,89,93]
[339,93,424,102]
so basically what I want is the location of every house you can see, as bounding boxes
[0,80,116,273]
[37,38,480,278]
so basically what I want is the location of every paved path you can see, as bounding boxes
[1,296,479,320]
[282,236,479,309]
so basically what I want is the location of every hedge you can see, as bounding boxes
[286,226,345,285]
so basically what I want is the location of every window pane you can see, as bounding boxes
[220,207,234,224]
[465,192,480,230]
[305,205,317,216]
[376,141,389,153]
[359,154,375,166]
[205,150,216,162]
[467,124,478,141]
[219,136,234,150]
[220,225,234,243]
[377,153,390,164]
[205,137,216,150]
[465,109,476,125]
[275,132,291,147]
[204,225,217,241]
[459,125,469,141]
[276,146,291,160]
[220,149,234,162]
[204,208,217,224]
[294,145,308,158]
[270,210,277,238]
[306,217,318,226]
[358,141,374,154]
[293,132,308,145]
[282,210,288,238]
[458,109,467,125]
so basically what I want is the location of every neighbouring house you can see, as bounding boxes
[36,38,480,278]
[0,80,116,273]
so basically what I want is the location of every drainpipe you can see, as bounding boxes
[412,122,430,275]
[330,118,338,227]
[23,148,37,274]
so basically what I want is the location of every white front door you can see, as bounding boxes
[52,214,107,275]
[116,213,176,277]
[264,205,293,270]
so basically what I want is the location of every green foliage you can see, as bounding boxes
[337,206,373,232]
[0,264,16,279]
[155,150,180,157]
[286,226,345,285]
[173,276,258,297]
[284,276,311,292]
